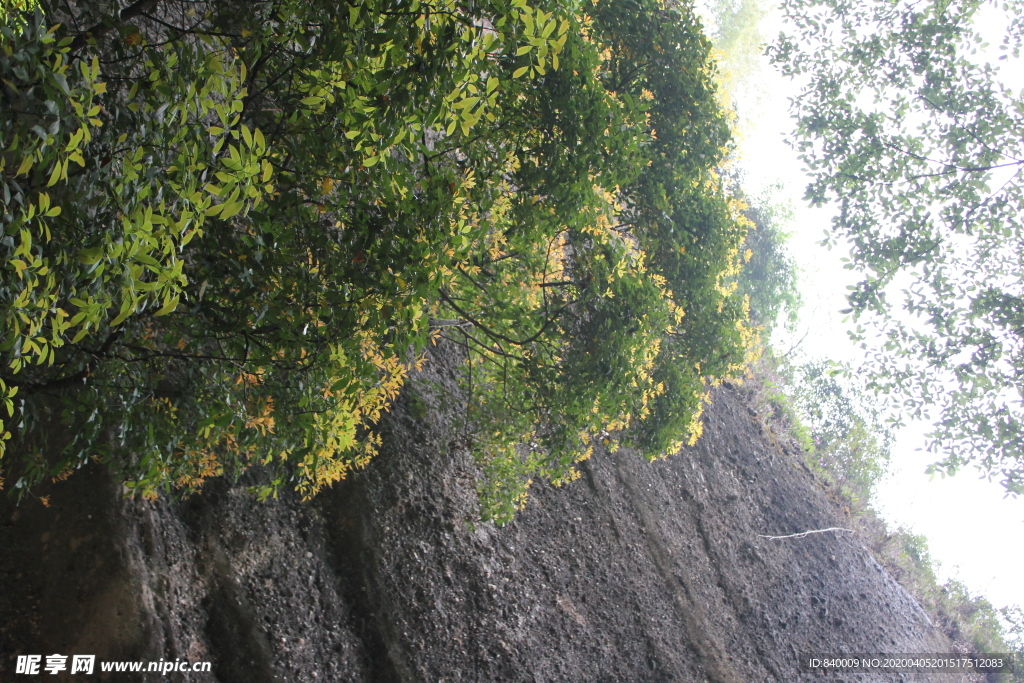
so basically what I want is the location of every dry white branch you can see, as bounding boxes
[758,527,854,541]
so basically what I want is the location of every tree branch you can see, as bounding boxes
[69,0,163,54]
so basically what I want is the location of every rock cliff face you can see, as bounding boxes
[1,346,954,682]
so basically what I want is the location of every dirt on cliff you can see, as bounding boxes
[0,343,970,682]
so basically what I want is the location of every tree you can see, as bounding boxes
[1,0,754,518]
[3,0,553,500]
[792,360,893,504]
[769,0,1024,495]
[438,0,758,520]
[698,0,770,104]
[751,350,892,505]
[731,184,801,334]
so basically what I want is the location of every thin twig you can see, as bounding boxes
[429,319,474,328]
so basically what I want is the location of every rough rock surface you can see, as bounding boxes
[1,346,955,681]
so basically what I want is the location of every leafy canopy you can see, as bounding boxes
[770,0,1024,495]
[1,0,754,519]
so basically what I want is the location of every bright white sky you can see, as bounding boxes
[705,1,1024,617]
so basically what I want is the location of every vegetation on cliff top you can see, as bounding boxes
[1,0,755,519]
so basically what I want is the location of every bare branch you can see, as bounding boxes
[758,527,854,541]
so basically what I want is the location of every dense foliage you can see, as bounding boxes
[769,0,1024,496]
[1,0,753,519]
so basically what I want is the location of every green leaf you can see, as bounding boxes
[77,247,104,264]
[219,200,244,220]
[109,305,134,327]
[154,295,180,316]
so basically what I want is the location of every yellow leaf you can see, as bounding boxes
[64,128,84,152]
